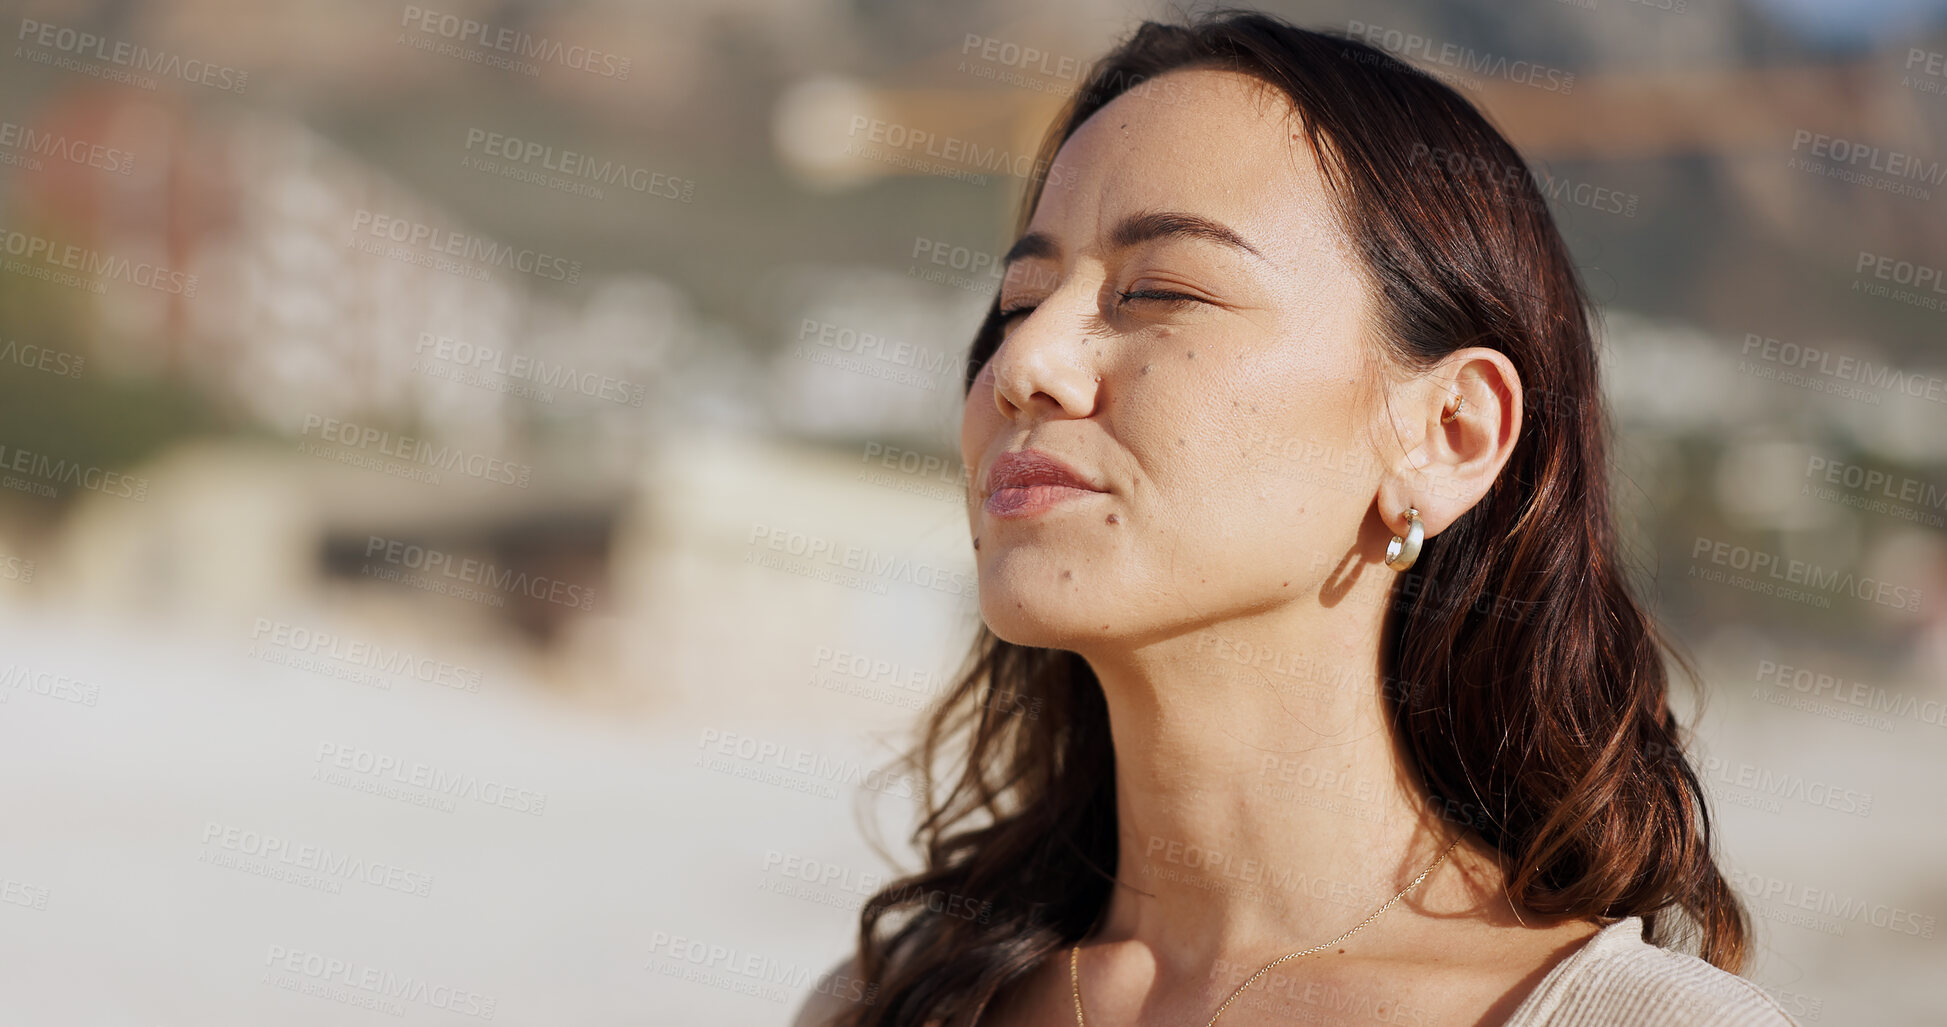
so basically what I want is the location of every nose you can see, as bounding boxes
[986,287,1102,421]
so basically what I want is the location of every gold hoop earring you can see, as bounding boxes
[1385,507,1423,571]
[1441,393,1464,424]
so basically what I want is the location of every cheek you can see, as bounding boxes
[959,391,993,467]
[1118,350,1372,558]
[960,387,1007,511]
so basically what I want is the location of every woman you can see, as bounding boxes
[798,10,1796,1026]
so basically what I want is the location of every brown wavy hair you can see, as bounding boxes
[827,10,1746,1025]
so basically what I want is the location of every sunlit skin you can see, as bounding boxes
[959,67,1597,1026]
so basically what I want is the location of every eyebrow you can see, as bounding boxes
[1000,209,1267,273]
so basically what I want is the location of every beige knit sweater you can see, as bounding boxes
[1500,916,1800,1026]
[795,916,1803,1026]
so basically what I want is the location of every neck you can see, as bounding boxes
[1074,600,1461,988]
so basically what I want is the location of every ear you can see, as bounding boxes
[1373,347,1523,542]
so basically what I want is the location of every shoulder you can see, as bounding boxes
[1502,917,1801,1027]
[792,953,869,1027]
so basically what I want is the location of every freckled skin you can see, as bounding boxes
[953,66,1552,1027]
[960,67,1394,652]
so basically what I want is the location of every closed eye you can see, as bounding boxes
[1116,288,1203,308]
[997,289,1204,325]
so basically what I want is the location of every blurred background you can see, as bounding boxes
[0,0,1943,1023]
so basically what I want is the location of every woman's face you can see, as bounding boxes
[959,66,1398,651]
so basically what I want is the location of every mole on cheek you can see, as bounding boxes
[1106,513,1120,525]
[1186,351,1195,359]
[1141,364,1152,375]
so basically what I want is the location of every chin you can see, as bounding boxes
[974,571,1116,651]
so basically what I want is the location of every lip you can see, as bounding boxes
[982,448,1107,520]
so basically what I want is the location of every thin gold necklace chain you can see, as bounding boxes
[1068,834,1462,1027]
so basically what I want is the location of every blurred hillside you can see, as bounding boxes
[0,1,1943,1024]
